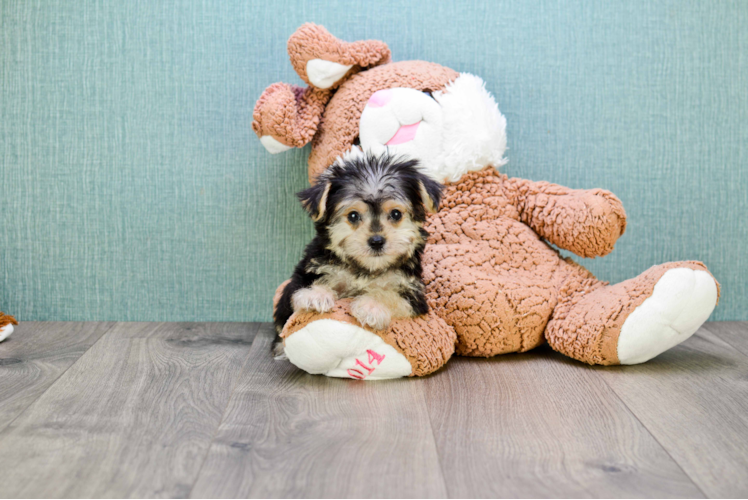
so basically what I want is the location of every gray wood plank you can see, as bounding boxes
[424,348,704,498]
[190,324,447,499]
[596,326,748,498]
[0,322,259,498]
[701,321,748,357]
[0,322,114,431]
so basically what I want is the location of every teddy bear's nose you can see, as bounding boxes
[367,89,393,108]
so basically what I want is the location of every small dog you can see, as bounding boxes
[274,152,443,351]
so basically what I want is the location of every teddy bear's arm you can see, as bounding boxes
[505,178,627,258]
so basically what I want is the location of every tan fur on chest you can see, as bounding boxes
[310,263,419,317]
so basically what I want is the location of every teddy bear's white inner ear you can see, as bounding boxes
[306,59,353,89]
[260,135,293,154]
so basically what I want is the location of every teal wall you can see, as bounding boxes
[1,0,746,322]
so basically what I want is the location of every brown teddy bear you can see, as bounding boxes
[0,312,17,342]
[254,24,720,380]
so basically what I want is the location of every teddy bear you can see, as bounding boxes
[0,312,17,342]
[253,24,720,380]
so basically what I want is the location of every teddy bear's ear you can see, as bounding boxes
[252,82,331,153]
[287,23,391,90]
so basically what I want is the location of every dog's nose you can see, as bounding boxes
[368,235,385,250]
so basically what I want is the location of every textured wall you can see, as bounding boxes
[1,0,746,321]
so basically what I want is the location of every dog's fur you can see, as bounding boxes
[274,153,443,350]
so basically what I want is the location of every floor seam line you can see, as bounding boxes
[0,321,118,436]
[422,382,451,498]
[701,323,748,360]
[594,368,710,498]
[186,322,263,498]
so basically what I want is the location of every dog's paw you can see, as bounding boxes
[351,296,391,330]
[272,340,288,360]
[292,285,336,314]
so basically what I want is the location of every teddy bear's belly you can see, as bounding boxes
[423,215,583,357]
[425,212,568,275]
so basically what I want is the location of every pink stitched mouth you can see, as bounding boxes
[386,121,420,146]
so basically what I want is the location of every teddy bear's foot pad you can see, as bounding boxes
[0,324,14,342]
[617,268,718,364]
[284,319,412,380]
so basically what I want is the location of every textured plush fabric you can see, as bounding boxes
[0,1,745,322]
[252,24,392,149]
[287,23,391,89]
[423,168,626,359]
[252,84,331,148]
[428,171,718,364]
[306,61,459,182]
[546,260,715,365]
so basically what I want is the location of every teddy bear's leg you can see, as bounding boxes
[426,263,559,357]
[280,300,456,380]
[546,261,719,365]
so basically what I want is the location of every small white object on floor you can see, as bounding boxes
[0,324,14,342]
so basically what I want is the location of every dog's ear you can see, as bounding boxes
[418,176,443,214]
[288,23,391,90]
[297,178,332,222]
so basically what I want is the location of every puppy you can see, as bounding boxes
[274,152,443,354]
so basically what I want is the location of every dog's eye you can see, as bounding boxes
[347,212,360,224]
[389,209,402,221]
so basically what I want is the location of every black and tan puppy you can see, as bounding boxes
[274,152,443,348]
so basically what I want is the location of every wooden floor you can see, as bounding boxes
[0,322,746,498]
